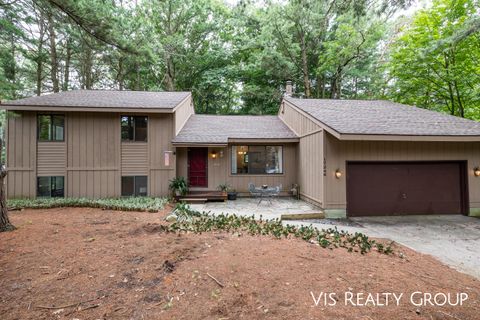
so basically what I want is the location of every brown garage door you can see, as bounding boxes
[346,162,468,217]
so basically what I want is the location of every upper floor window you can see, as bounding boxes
[121,116,147,142]
[231,145,283,174]
[38,114,64,141]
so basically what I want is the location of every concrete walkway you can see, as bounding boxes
[287,215,480,279]
[189,197,320,220]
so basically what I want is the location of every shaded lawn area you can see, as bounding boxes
[0,207,479,320]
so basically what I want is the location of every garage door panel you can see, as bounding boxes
[346,162,466,217]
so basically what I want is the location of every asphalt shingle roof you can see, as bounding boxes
[285,97,480,136]
[1,90,190,109]
[173,115,298,144]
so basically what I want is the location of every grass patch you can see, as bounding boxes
[166,203,393,255]
[8,197,169,212]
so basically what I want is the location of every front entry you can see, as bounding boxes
[188,148,208,187]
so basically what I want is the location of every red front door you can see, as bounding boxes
[188,148,208,187]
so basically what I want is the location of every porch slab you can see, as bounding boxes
[189,197,321,220]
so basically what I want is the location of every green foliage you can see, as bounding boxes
[168,176,188,196]
[167,204,393,255]
[172,202,202,222]
[216,183,231,192]
[2,0,478,120]
[387,0,480,119]
[7,197,168,212]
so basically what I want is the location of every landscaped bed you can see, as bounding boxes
[7,197,169,212]
[0,207,479,319]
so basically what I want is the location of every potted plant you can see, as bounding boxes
[217,183,230,197]
[169,177,188,197]
[227,188,237,200]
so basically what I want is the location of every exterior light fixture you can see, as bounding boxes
[211,151,217,159]
[335,169,342,179]
[219,150,224,158]
[474,167,480,177]
[164,151,174,167]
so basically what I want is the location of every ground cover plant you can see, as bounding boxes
[7,197,169,212]
[167,203,393,255]
[1,207,479,319]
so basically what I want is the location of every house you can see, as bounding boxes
[2,88,480,218]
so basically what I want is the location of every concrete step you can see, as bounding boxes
[179,198,208,204]
[280,212,325,221]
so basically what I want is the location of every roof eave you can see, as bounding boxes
[228,137,299,143]
[171,142,228,147]
[0,105,175,113]
[338,133,480,142]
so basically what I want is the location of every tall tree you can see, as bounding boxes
[388,0,480,119]
[46,7,59,92]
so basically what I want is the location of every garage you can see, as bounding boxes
[346,162,468,217]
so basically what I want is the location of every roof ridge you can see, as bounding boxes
[285,96,397,103]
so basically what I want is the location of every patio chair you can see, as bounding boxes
[248,182,262,198]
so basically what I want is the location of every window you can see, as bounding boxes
[121,176,148,197]
[38,115,64,141]
[37,176,64,197]
[121,116,148,142]
[231,146,283,174]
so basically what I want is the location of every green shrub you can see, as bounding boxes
[168,177,188,196]
[7,197,168,212]
[217,183,231,192]
[165,204,393,255]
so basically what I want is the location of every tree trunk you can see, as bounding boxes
[36,13,45,96]
[330,65,343,99]
[63,38,71,91]
[164,53,175,91]
[454,80,464,118]
[449,49,465,118]
[135,62,141,90]
[47,11,59,93]
[81,45,93,89]
[299,29,311,98]
[0,138,14,232]
[443,53,456,116]
[9,31,17,99]
[117,56,124,90]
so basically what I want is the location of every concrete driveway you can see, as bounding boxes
[292,215,480,279]
[191,200,480,278]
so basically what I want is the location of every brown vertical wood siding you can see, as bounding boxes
[6,111,175,199]
[67,112,120,198]
[148,114,176,196]
[174,95,194,135]
[176,144,297,194]
[278,100,324,206]
[279,100,320,136]
[6,111,37,198]
[324,132,480,210]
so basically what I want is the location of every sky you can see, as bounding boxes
[222,0,432,17]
